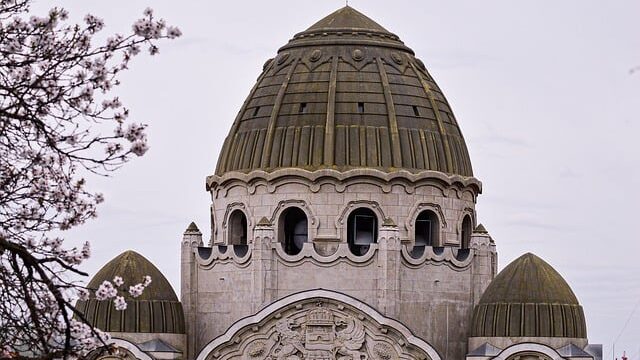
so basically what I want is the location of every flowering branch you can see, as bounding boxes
[0,1,180,358]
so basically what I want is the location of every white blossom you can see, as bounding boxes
[113,296,127,310]
[77,288,90,301]
[130,140,149,156]
[95,280,117,300]
[166,26,182,39]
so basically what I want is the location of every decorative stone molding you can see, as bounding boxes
[195,289,442,360]
[194,245,252,268]
[207,169,482,197]
[400,245,474,270]
[102,338,154,360]
[271,242,378,266]
[491,343,563,360]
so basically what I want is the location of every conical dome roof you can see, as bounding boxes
[471,253,587,339]
[215,6,473,177]
[75,251,184,334]
[306,6,389,33]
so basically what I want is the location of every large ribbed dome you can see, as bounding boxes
[75,251,185,334]
[471,253,587,339]
[216,6,473,176]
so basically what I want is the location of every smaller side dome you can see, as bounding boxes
[75,250,185,334]
[471,253,587,339]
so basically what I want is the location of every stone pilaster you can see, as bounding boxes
[181,222,202,360]
[469,224,496,307]
[377,218,401,318]
[251,217,275,311]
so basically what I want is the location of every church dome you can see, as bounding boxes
[215,6,473,177]
[471,253,587,339]
[75,250,185,334]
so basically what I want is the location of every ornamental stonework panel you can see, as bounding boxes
[204,299,433,360]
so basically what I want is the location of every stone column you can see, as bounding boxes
[181,222,202,360]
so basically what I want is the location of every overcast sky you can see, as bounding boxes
[32,0,640,358]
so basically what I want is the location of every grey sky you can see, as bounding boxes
[33,0,640,358]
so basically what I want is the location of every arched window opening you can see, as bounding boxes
[461,215,472,249]
[280,207,308,255]
[415,210,439,247]
[347,208,378,256]
[228,210,247,245]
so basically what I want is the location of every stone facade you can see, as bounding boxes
[180,169,494,360]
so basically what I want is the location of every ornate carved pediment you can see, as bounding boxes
[197,290,440,360]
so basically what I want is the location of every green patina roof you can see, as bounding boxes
[185,221,201,233]
[474,223,488,234]
[471,253,587,339]
[87,250,177,301]
[479,253,578,304]
[76,251,185,334]
[306,6,389,33]
[215,6,473,177]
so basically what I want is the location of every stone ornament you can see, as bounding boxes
[309,49,323,62]
[390,52,403,65]
[233,306,398,360]
[352,49,364,61]
[197,290,438,360]
[277,52,290,65]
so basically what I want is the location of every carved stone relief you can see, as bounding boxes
[202,296,435,360]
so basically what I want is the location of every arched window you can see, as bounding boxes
[347,208,378,256]
[415,210,439,247]
[279,207,308,255]
[228,210,247,245]
[461,215,472,249]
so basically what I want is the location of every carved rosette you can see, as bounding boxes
[203,297,433,360]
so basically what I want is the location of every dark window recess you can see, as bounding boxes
[412,105,420,117]
[357,102,365,113]
[280,207,308,256]
[347,208,378,256]
[228,210,248,246]
[415,219,433,246]
[415,210,439,247]
[252,106,260,117]
[299,102,307,114]
[461,215,472,249]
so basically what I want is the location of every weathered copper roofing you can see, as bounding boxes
[215,6,473,176]
[471,253,587,339]
[75,251,185,334]
[185,221,201,233]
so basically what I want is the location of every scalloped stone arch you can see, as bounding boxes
[404,202,447,246]
[195,289,442,360]
[494,343,562,360]
[270,199,319,243]
[104,338,154,360]
[222,202,252,245]
[457,208,476,247]
[335,200,387,243]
